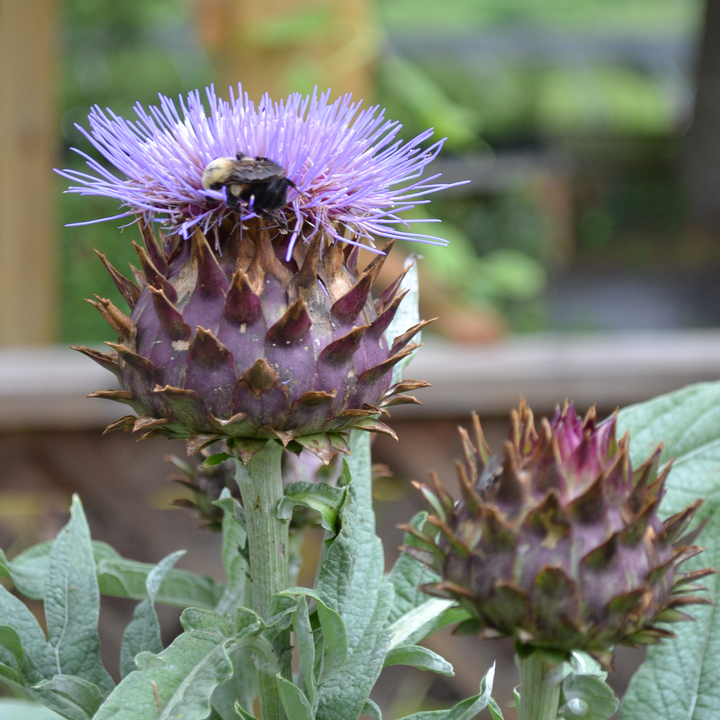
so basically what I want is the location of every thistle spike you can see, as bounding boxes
[330,266,375,326]
[239,358,281,395]
[365,289,408,342]
[222,270,263,326]
[106,342,157,380]
[246,225,292,290]
[188,327,233,368]
[390,318,435,356]
[80,217,430,451]
[94,250,140,308]
[266,299,312,347]
[318,326,369,367]
[87,296,136,342]
[659,499,704,546]
[192,229,229,298]
[291,231,323,294]
[377,263,411,312]
[345,244,361,275]
[70,345,121,380]
[137,217,168,273]
[132,241,176,301]
[148,286,191,341]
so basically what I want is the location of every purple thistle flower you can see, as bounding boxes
[58,84,462,259]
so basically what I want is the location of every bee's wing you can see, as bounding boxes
[229,158,285,183]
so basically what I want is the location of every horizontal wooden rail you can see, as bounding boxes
[1,330,719,430]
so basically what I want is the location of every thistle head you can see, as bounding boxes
[63,86,450,460]
[404,401,715,668]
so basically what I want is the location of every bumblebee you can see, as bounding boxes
[201,152,298,227]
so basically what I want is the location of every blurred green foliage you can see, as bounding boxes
[57,0,703,342]
[376,0,700,142]
[379,0,701,34]
[59,0,212,343]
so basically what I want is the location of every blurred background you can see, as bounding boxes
[2,0,720,717]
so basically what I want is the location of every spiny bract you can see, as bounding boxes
[403,401,714,667]
[74,218,430,462]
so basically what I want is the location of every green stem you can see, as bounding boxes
[234,440,290,720]
[517,652,563,720]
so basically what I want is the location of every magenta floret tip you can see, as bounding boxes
[57,83,462,252]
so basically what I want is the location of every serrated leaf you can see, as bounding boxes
[95,608,260,720]
[277,675,314,720]
[313,431,395,720]
[397,663,496,720]
[158,641,235,719]
[44,496,114,697]
[292,595,316,707]
[617,380,720,518]
[97,557,224,609]
[34,675,105,720]
[267,594,299,629]
[211,645,258,719]
[0,585,54,686]
[213,492,250,616]
[278,482,346,535]
[0,698,63,718]
[6,538,223,610]
[274,588,348,682]
[568,652,607,681]
[383,644,454,676]
[234,699,260,720]
[616,382,720,720]
[316,432,381,639]
[386,598,460,650]
[619,511,720,720]
[386,512,442,626]
[315,582,394,720]
[120,550,185,678]
[0,660,25,693]
[5,541,120,601]
[0,624,24,670]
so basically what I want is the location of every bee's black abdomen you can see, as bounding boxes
[204,152,297,229]
[238,178,292,214]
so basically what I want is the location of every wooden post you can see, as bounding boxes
[194,0,376,105]
[0,0,59,345]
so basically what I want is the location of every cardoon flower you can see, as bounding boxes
[404,401,714,668]
[59,85,455,257]
[60,86,454,460]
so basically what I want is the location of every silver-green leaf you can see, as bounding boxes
[120,550,185,678]
[383,645,454,676]
[396,663,496,720]
[44,496,114,697]
[617,381,720,720]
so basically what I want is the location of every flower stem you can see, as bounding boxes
[517,653,562,720]
[234,440,290,720]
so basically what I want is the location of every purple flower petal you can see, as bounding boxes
[57,84,466,258]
